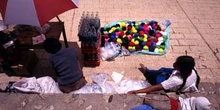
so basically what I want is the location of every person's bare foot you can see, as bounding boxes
[138,63,149,80]
[139,63,147,74]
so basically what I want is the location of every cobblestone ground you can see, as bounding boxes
[0,0,220,109]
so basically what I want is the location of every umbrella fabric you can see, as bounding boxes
[0,0,79,27]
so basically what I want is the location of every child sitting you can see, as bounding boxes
[127,55,200,95]
[43,38,87,93]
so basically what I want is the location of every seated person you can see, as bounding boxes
[43,38,87,93]
[128,55,200,95]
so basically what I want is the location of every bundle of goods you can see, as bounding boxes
[100,20,171,55]
[78,12,100,41]
[78,12,101,66]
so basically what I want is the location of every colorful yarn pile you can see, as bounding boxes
[100,20,170,55]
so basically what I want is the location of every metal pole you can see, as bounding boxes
[62,24,68,48]
[56,16,68,48]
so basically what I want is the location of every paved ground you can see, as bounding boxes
[0,0,220,109]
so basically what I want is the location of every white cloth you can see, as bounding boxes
[12,76,62,93]
[161,70,198,92]
[179,97,193,110]
[179,97,211,110]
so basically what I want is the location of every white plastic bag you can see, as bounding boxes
[115,80,148,94]
[92,72,111,84]
[92,73,116,93]
[12,76,62,93]
[72,73,116,94]
[72,83,103,94]
[71,72,149,94]
[100,42,121,61]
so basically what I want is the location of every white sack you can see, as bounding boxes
[12,76,62,93]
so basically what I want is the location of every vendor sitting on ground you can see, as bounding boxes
[43,38,87,93]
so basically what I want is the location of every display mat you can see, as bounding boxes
[100,20,170,55]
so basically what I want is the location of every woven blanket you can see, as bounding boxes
[100,20,171,55]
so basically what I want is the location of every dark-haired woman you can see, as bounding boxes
[127,55,200,95]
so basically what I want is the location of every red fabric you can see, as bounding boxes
[170,98,179,110]
[0,0,8,19]
[34,0,78,26]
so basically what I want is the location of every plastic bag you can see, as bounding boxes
[72,73,149,94]
[114,80,148,94]
[92,72,111,84]
[72,83,103,94]
[100,42,121,61]
[11,76,62,93]
[92,73,116,93]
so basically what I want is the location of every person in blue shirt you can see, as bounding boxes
[43,38,87,93]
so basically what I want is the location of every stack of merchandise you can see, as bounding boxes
[78,12,101,66]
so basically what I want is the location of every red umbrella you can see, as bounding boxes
[0,0,79,27]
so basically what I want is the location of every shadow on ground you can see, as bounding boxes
[1,41,83,82]
[32,41,83,81]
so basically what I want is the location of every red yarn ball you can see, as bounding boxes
[146,41,151,47]
[148,36,154,41]
[155,32,162,38]
[127,25,132,30]
[139,30,145,36]
[104,34,109,38]
[129,42,135,46]
[154,38,158,43]
[119,31,125,38]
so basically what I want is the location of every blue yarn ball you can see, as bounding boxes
[110,34,116,39]
[133,33,139,38]
[151,42,156,47]
[138,25,143,30]
[141,42,146,46]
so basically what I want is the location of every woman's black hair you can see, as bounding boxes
[43,38,62,54]
[173,56,200,94]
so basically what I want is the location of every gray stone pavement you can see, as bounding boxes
[0,82,219,110]
[0,0,220,109]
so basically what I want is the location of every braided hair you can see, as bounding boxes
[173,56,200,94]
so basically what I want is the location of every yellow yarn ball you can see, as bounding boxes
[109,27,116,33]
[143,34,148,38]
[132,46,136,50]
[143,46,149,50]
[120,22,126,27]
[131,39,135,42]
[143,38,148,42]
[134,40,139,45]
[117,38,122,44]
[128,46,133,50]
[128,46,135,50]
[132,27,137,33]
[158,48,164,53]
